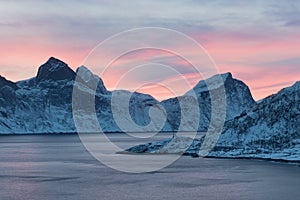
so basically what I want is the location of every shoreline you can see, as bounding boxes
[1,133,299,164]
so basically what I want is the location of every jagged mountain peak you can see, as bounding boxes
[187,72,233,94]
[76,66,100,83]
[76,65,108,94]
[76,65,90,73]
[212,72,232,80]
[205,71,232,80]
[182,71,255,123]
[36,57,76,83]
[48,56,65,64]
[42,57,69,72]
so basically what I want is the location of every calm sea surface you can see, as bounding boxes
[0,134,299,200]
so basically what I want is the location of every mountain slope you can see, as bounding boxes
[208,81,300,161]
[125,81,300,161]
[161,72,256,131]
[0,75,17,90]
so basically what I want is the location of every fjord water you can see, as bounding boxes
[0,134,299,200]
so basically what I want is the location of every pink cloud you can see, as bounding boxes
[188,31,300,100]
[0,36,94,81]
[0,29,299,102]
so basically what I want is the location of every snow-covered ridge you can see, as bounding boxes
[0,57,266,134]
[186,72,232,94]
[125,81,300,162]
[162,71,256,132]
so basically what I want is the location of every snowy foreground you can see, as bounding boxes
[123,136,300,162]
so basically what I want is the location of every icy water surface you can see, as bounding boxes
[0,134,299,200]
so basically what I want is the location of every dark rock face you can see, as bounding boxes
[36,57,76,83]
[0,75,17,90]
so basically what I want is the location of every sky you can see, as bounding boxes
[0,0,299,100]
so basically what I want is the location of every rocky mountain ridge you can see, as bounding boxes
[0,57,256,134]
[124,81,300,161]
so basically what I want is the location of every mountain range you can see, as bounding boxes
[1,57,299,161]
[0,57,256,134]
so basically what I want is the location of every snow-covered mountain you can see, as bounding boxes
[161,72,256,131]
[0,57,256,134]
[125,81,300,161]
[0,57,77,133]
[2,57,298,161]
[208,81,300,161]
[0,57,175,133]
